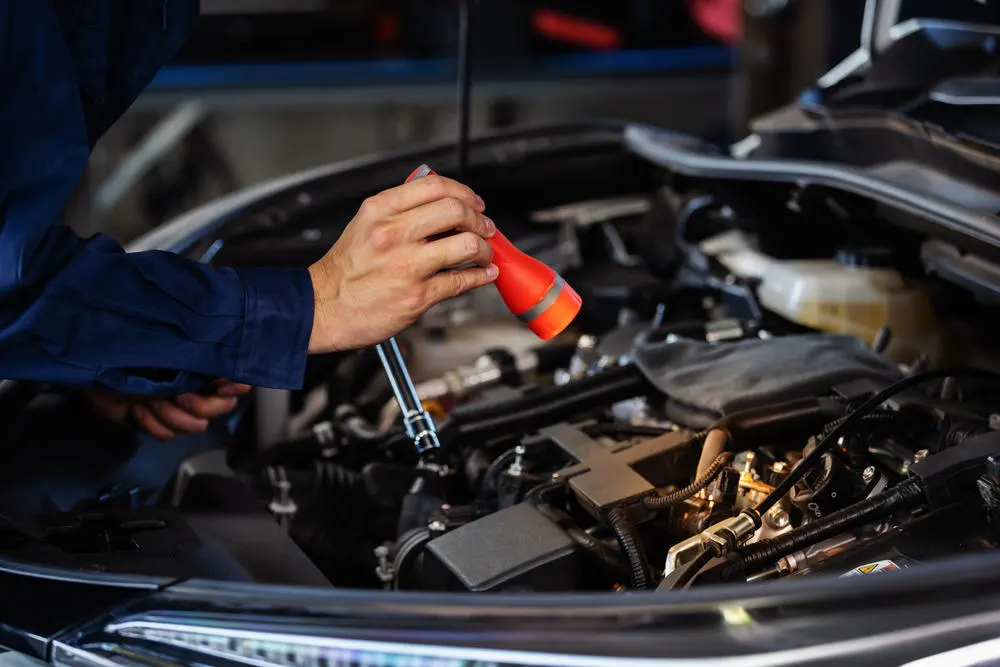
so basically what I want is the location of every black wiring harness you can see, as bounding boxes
[643,452,733,509]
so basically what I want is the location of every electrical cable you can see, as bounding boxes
[607,506,652,590]
[736,479,924,576]
[643,452,733,509]
[752,368,1000,517]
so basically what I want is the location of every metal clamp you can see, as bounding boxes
[665,511,760,576]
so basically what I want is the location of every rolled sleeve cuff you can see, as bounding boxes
[234,267,315,389]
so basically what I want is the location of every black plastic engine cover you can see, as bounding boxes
[422,503,581,592]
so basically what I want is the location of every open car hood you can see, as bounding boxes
[6,9,1000,667]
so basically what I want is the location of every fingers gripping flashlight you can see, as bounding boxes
[377,165,582,461]
[406,164,582,339]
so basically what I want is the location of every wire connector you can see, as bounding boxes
[665,510,760,576]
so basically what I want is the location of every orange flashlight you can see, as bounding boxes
[406,164,582,340]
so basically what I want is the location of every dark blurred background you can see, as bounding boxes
[68,0,1000,243]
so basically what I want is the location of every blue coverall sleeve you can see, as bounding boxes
[0,215,315,395]
[0,0,315,395]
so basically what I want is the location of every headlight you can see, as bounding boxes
[57,618,675,667]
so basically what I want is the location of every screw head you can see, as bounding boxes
[863,466,876,483]
[374,546,389,559]
[765,507,790,530]
[428,520,446,533]
[914,449,930,463]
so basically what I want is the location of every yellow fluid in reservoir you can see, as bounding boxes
[756,262,943,363]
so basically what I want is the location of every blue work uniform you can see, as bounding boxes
[0,0,314,395]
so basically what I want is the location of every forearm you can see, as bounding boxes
[0,225,314,394]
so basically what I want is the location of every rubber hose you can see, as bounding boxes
[524,479,566,504]
[607,506,652,590]
[533,502,629,580]
[453,365,650,441]
[714,397,846,446]
[483,447,519,496]
[335,405,383,443]
[947,422,989,448]
[821,410,897,438]
[245,432,324,471]
[393,527,432,590]
[643,452,734,509]
[737,479,924,574]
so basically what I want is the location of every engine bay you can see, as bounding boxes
[5,18,1000,593]
[5,130,1000,596]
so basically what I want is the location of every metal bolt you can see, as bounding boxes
[652,303,666,328]
[765,507,790,530]
[863,466,877,483]
[374,546,395,587]
[772,461,788,473]
[428,520,447,533]
[914,449,930,463]
[267,475,297,531]
[508,445,526,477]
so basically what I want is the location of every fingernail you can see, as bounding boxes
[484,216,496,237]
[486,264,499,280]
[475,195,486,211]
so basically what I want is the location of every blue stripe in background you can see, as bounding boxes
[150,47,733,90]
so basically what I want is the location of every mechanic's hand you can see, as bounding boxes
[86,380,251,441]
[307,174,498,353]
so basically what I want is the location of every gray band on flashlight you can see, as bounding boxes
[516,275,566,324]
[410,165,433,181]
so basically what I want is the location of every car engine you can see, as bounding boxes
[168,145,1000,593]
[4,15,1000,596]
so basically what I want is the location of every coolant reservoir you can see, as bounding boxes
[703,232,941,363]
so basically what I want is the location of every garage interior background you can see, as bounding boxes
[64,0,1000,244]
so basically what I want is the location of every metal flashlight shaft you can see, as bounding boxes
[375,338,440,455]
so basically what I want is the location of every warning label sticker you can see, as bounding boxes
[841,560,902,578]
